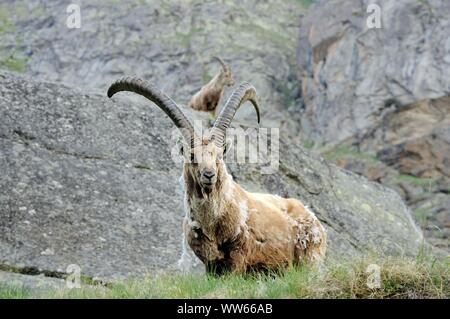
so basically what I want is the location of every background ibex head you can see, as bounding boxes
[107,77,260,192]
[212,56,235,87]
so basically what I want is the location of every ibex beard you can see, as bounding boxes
[107,77,326,275]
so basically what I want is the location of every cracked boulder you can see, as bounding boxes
[0,71,424,280]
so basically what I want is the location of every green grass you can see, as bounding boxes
[0,8,29,73]
[173,27,202,48]
[303,140,315,150]
[321,144,379,164]
[0,7,15,35]
[202,70,213,83]
[297,0,314,8]
[1,256,448,299]
[294,0,315,7]
[394,174,437,188]
[0,285,32,299]
[0,54,28,72]
[414,207,431,227]
[234,23,295,51]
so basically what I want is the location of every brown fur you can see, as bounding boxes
[182,139,327,275]
[188,63,234,116]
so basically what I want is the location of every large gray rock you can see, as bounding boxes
[0,71,424,281]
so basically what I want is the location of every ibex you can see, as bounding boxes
[107,77,326,275]
[188,56,235,116]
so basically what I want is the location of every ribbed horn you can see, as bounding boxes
[212,56,229,72]
[107,76,198,146]
[210,82,260,147]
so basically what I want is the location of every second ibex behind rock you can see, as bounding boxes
[188,56,235,116]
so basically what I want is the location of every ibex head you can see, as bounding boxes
[107,78,260,192]
[212,56,235,87]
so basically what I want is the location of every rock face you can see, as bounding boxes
[297,0,450,251]
[298,0,450,145]
[0,0,304,137]
[0,71,423,280]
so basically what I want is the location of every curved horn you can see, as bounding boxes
[211,82,260,147]
[212,56,229,72]
[107,77,197,146]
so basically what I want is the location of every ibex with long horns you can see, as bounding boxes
[188,56,235,116]
[107,77,326,275]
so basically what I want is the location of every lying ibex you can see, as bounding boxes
[188,56,235,116]
[107,77,326,275]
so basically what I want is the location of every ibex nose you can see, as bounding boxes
[203,171,215,180]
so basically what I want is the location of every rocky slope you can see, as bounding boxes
[297,0,450,251]
[0,71,423,281]
[0,0,304,136]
